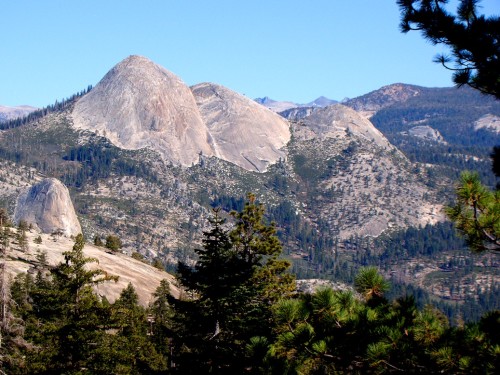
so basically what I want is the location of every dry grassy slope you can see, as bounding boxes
[6,229,179,306]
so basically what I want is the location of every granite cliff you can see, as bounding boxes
[14,178,82,237]
[192,82,290,172]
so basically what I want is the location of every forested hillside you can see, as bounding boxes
[369,86,500,188]
[0,82,498,324]
[1,200,498,373]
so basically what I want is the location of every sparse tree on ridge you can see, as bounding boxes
[105,234,122,252]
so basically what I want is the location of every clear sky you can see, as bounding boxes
[1,0,498,107]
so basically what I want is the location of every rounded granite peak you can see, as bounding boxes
[14,178,82,237]
[191,82,290,172]
[300,103,394,149]
[72,56,291,172]
[72,56,214,166]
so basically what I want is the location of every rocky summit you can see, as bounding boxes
[298,103,393,149]
[14,178,82,236]
[72,56,292,172]
[192,82,290,172]
[72,55,214,167]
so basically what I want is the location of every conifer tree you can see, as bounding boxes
[174,196,295,373]
[100,283,167,374]
[398,0,500,98]
[0,216,28,372]
[446,171,500,252]
[149,279,173,364]
[22,234,118,373]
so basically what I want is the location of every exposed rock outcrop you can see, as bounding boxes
[14,178,81,236]
[6,231,179,306]
[299,103,393,149]
[72,55,214,166]
[192,82,291,172]
[404,125,446,143]
[73,55,292,172]
[474,114,500,134]
[280,106,318,121]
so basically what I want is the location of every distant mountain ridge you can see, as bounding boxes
[343,83,423,115]
[0,104,37,122]
[254,96,337,112]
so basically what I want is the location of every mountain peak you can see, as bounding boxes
[192,82,290,172]
[307,96,337,107]
[300,103,393,149]
[72,56,214,166]
[344,83,423,115]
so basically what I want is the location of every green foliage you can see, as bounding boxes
[8,234,121,373]
[149,279,173,362]
[131,251,145,261]
[62,138,159,188]
[0,207,10,227]
[446,171,500,251]
[16,228,28,252]
[398,0,500,98]
[17,220,28,232]
[152,258,164,270]
[100,283,168,374]
[173,196,295,373]
[2,201,498,373]
[354,266,390,302]
[4,234,175,373]
[93,235,103,247]
[0,226,10,249]
[105,234,122,252]
[261,271,499,374]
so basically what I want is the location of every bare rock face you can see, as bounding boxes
[72,55,214,166]
[474,114,500,134]
[299,103,393,149]
[192,82,291,172]
[14,178,81,236]
[280,106,318,121]
[405,125,446,143]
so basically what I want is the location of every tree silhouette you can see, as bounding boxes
[398,0,500,99]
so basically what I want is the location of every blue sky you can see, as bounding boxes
[1,0,498,107]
